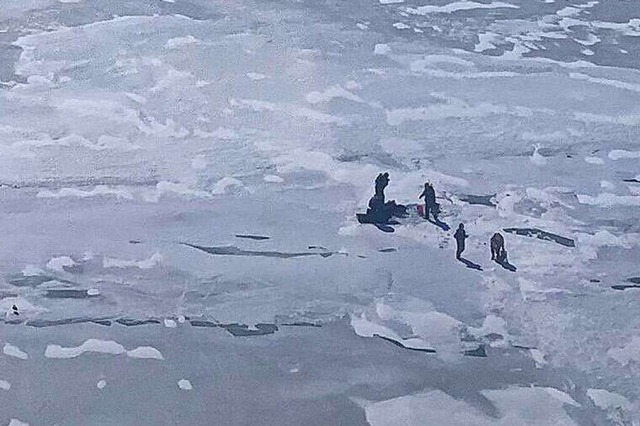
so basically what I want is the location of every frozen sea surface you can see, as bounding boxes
[1,0,640,424]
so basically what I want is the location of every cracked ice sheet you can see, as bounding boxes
[365,387,578,426]
[0,0,640,422]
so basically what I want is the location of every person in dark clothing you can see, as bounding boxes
[375,173,390,198]
[490,232,506,262]
[418,182,438,220]
[454,223,468,259]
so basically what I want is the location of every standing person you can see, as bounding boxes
[418,182,437,220]
[454,223,468,260]
[490,232,505,262]
[375,172,390,198]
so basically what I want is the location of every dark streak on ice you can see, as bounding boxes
[26,317,112,328]
[222,323,278,336]
[612,278,640,291]
[458,194,497,207]
[236,234,271,240]
[378,248,397,253]
[183,243,335,258]
[116,318,161,326]
[464,346,488,358]
[190,319,218,328]
[612,285,640,291]
[374,334,437,354]
[44,289,97,299]
[503,228,575,247]
[280,322,322,328]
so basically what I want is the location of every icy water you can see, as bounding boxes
[1,0,640,424]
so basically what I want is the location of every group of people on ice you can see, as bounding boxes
[359,172,509,267]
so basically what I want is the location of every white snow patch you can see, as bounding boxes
[230,98,349,125]
[374,44,391,55]
[530,144,547,166]
[577,193,640,207]
[46,256,75,272]
[530,349,547,367]
[127,346,164,360]
[97,379,107,389]
[193,127,237,139]
[411,55,474,70]
[264,174,284,183]
[0,380,11,390]
[1,297,46,317]
[165,35,199,49]
[246,72,266,81]
[569,73,640,94]
[8,420,29,426]
[305,85,364,104]
[164,319,177,328]
[600,180,615,190]
[45,339,163,360]
[191,157,208,170]
[178,379,193,390]
[379,0,404,3]
[407,1,519,15]
[211,177,244,195]
[469,314,508,346]
[386,97,535,126]
[366,387,578,426]
[21,265,45,276]
[145,181,213,202]
[608,336,640,366]
[4,343,29,360]
[609,149,640,160]
[37,186,134,200]
[584,156,604,165]
[45,339,126,358]
[103,253,163,269]
[587,388,631,411]
[393,22,410,30]
[476,32,502,51]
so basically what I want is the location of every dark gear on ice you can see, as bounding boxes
[357,173,407,224]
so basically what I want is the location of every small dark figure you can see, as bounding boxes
[375,173,390,198]
[12,304,19,316]
[454,223,468,259]
[490,232,506,262]
[418,182,438,220]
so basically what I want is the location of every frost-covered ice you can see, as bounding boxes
[1,0,640,423]
[365,387,579,426]
[45,339,163,360]
[3,343,29,360]
[178,379,193,390]
[127,346,164,360]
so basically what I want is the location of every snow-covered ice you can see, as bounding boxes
[178,379,193,390]
[1,0,640,423]
[3,343,29,360]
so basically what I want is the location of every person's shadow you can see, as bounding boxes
[496,257,517,272]
[374,223,395,233]
[428,217,450,231]
[458,257,483,271]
